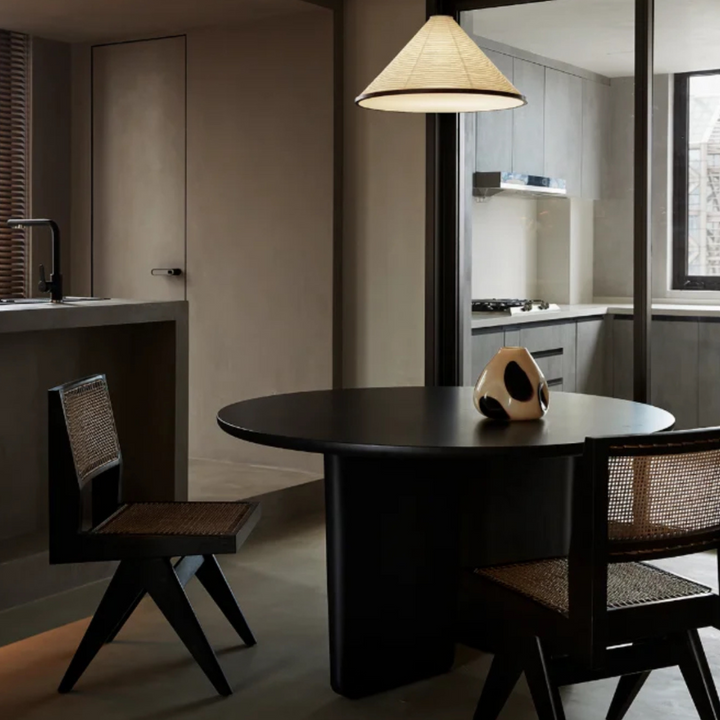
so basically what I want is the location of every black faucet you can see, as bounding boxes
[7,218,63,303]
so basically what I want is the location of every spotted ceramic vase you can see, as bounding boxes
[473,347,549,421]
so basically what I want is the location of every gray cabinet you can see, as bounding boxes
[472,319,601,395]
[698,322,720,427]
[652,320,699,430]
[519,322,577,392]
[469,35,610,201]
[544,69,583,197]
[582,79,609,200]
[576,318,609,395]
[611,317,633,400]
[475,49,514,172]
[512,59,545,177]
[612,317,699,429]
[471,330,504,381]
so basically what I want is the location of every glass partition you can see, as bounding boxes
[460,0,636,388]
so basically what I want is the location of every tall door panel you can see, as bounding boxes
[92,37,186,300]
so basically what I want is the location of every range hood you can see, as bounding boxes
[473,172,567,200]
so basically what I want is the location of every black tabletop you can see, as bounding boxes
[217,388,675,459]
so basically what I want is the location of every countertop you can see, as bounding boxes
[472,304,609,330]
[472,303,720,330]
[0,298,188,334]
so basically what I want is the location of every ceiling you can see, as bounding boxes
[470,0,720,77]
[0,0,320,43]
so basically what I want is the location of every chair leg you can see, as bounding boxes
[59,561,143,693]
[679,629,720,720]
[606,672,651,720]
[141,558,232,697]
[474,652,523,720]
[196,555,256,647]
[523,636,566,720]
[104,589,145,644]
[104,557,199,644]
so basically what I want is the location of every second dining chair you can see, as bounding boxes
[467,427,720,720]
[49,374,261,696]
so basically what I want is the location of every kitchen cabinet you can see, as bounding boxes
[476,49,514,173]
[698,322,720,427]
[582,79,609,200]
[472,318,592,394]
[652,319,699,430]
[612,317,699,430]
[512,59,545,177]
[471,329,505,381]
[471,37,610,201]
[519,322,577,392]
[544,69,583,198]
[576,318,608,395]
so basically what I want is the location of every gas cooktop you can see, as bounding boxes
[471,298,560,315]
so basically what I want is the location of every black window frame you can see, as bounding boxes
[672,68,720,290]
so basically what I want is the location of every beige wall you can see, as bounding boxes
[68,11,334,473]
[186,13,334,470]
[343,0,426,387]
[31,38,72,294]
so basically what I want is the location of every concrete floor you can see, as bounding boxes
[0,517,718,720]
[189,457,319,501]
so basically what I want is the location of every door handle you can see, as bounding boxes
[151,268,183,276]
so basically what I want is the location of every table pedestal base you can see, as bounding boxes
[324,455,459,698]
[324,454,577,698]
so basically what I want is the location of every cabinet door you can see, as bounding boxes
[512,59,545,177]
[612,317,633,400]
[544,69,583,197]
[576,318,609,396]
[698,321,720,427]
[613,317,698,429]
[471,330,504,381]
[582,79,609,200]
[519,322,577,391]
[652,320,698,430]
[476,49,514,172]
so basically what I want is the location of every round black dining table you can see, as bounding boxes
[217,388,675,699]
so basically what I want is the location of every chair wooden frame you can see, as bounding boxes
[470,427,720,720]
[49,375,261,696]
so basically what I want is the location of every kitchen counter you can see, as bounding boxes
[0,297,186,333]
[0,297,188,611]
[608,303,720,319]
[472,304,609,330]
[472,302,720,331]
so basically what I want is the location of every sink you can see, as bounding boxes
[0,296,108,305]
[62,297,109,303]
[0,298,49,305]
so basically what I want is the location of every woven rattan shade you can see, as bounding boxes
[356,15,525,113]
[0,31,28,298]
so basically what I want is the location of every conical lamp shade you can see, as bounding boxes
[356,15,526,114]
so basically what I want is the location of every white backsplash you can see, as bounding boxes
[471,196,538,299]
[472,195,595,304]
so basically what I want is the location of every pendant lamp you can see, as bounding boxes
[356,15,525,114]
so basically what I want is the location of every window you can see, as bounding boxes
[673,70,720,289]
[0,30,28,299]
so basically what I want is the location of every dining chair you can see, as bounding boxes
[468,427,720,720]
[48,374,260,696]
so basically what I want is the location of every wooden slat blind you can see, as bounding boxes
[0,30,28,298]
